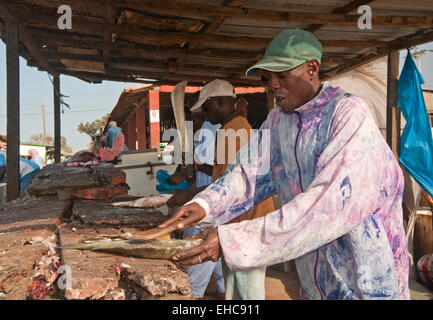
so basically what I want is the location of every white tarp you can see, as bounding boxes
[329,56,391,138]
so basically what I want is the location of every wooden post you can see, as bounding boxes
[41,105,47,145]
[121,122,128,146]
[5,21,20,201]
[386,51,401,159]
[53,76,61,163]
[149,90,160,150]
[136,107,147,150]
[127,113,137,150]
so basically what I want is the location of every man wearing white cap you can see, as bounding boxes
[162,29,409,300]
[167,79,275,300]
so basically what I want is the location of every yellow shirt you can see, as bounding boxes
[212,114,274,223]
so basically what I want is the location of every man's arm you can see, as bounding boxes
[166,186,207,208]
[217,97,404,271]
[196,164,213,177]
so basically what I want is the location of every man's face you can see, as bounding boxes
[263,62,316,114]
[202,97,223,125]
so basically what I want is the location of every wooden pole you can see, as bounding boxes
[53,76,61,163]
[149,90,160,151]
[41,104,47,145]
[5,21,20,201]
[386,51,401,159]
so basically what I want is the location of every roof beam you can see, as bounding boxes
[36,32,351,65]
[103,4,118,59]
[58,68,262,86]
[19,12,389,50]
[112,0,433,28]
[0,1,57,76]
[43,50,247,75]
[223,0,248,6]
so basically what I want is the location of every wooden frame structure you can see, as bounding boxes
[105,84,266,151]
[1,0,433,200]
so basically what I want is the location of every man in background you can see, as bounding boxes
[168,80,275,300]
[102,121,125,162]
[28,149,45,169]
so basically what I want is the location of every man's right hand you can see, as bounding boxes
[166,189,196,208]
[158,202,206,231]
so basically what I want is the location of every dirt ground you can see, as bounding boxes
[202,265,433,300]
[202,265,300,300]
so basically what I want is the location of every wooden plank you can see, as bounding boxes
[203,16,226,34]
[127,113,137,150]
[386,51,400,159]
[58,46,100,56]
[5,21,20,201]
[18,11,390,49]
[111,0,433,27]
[53,76,61,164]
[103,4,118,60]
[60,59,105,73]
[43,45,349,67]
[308,0,376,33]
[136,107,147,150]
[103,66,262,85]
[224,0,247,6]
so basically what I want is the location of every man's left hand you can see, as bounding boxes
[172,228,221,266]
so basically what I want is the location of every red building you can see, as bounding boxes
[106,84,272,152]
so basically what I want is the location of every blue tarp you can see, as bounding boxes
[398,50,433,197]
[155,169,190,194]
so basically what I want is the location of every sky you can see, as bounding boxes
[0,41,432,153]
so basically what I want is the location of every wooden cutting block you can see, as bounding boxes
[71,184,129,200]
[0,196,71,300]
[58,226,193,300]
[27,165,128,197]
[72,199,167,230]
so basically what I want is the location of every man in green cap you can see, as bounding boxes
[160,29,410,300]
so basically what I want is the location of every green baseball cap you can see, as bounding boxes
[246,29,323,76]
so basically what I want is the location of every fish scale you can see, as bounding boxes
[60,238,203,260]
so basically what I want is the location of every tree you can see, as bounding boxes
[77,114,110,149]
[29,134,73,154]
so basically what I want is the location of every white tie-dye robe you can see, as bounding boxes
[192,82,410,300]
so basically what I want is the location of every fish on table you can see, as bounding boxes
[111,194,173,208]
[60,238,203,260]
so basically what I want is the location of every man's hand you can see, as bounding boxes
[172,228,221,266]
[166,189,195,208]
[166,172,186,185]
[166,186,206,208]
[158,202,206,231]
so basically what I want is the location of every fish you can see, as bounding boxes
[60,238,203,260]
[111,194,173,208]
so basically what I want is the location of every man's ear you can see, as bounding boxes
[307,60,320,77]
